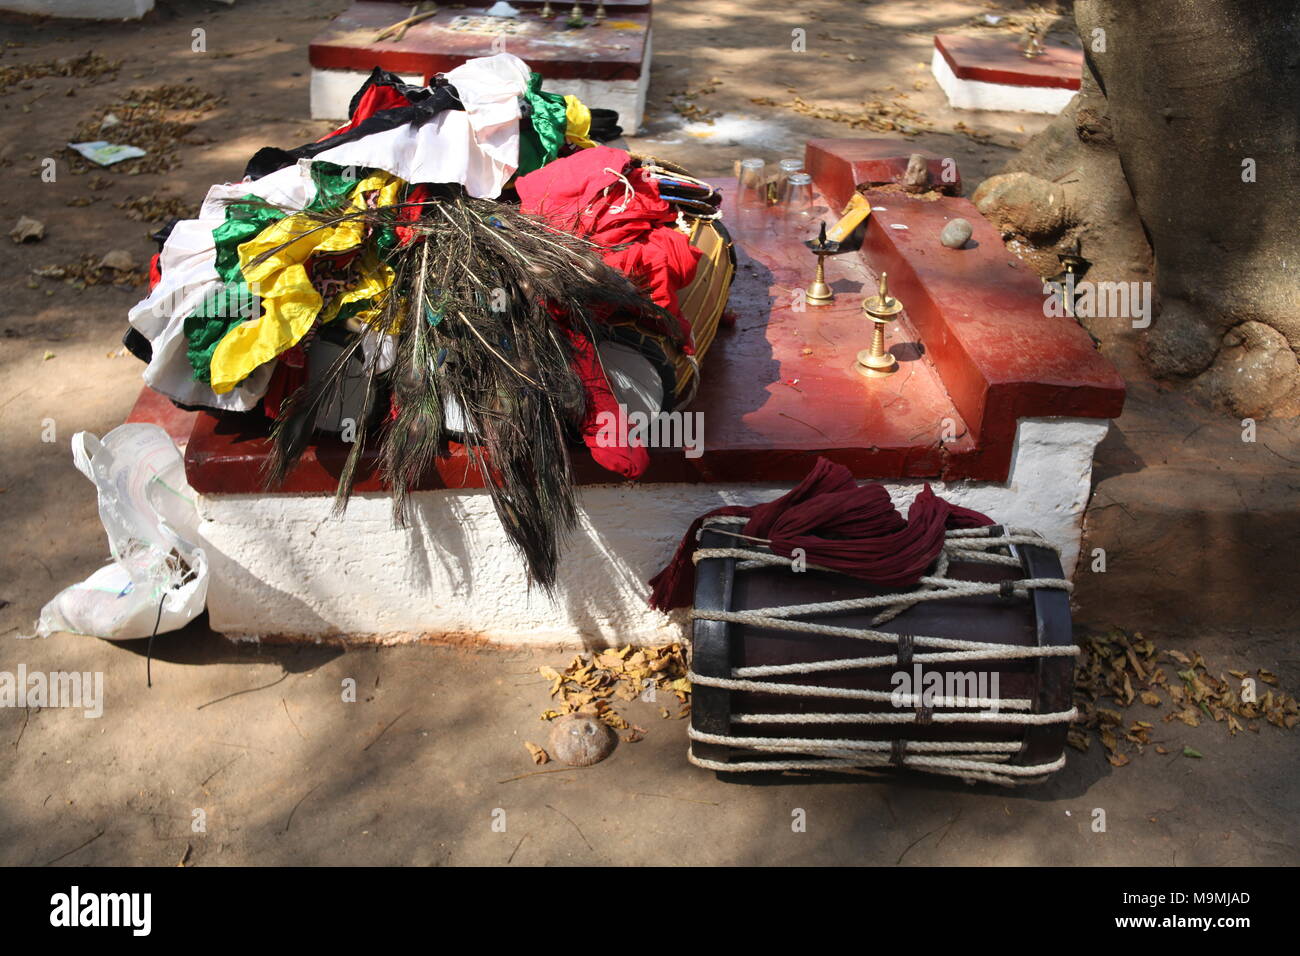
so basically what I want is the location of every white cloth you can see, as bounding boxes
[313,53,530,198]
[312,111,508,199]
[127,161,318,411]
[445,53,530,178]
[127,54,538,409]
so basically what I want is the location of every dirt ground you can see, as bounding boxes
[0,0,1296,866]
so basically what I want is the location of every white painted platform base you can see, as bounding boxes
[200,417,1109,647]
[0,0,152,16]
[309,33,652,134]
[930,47,1076,115]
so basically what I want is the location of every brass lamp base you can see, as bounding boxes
[855,346,896,377]
[856,271,903,376]
[806,282,834,305]
[806,254,834,305]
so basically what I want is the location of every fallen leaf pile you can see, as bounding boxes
[0,51,122,93]
[64,176,117,208]
[538,643,691,743]
[68,84,223,175]
[1070,629,1298,767]
[952,120,995,145]
[30,255,145,289]
[666,78,720,124]
[749,95,929,136]
[116,194,197,223]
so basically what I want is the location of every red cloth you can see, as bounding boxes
[260,350,308,420]
[647,457,994,611]
[559,325,648,479]
[395,183,432,246]
[317,82,410,143]
[517,147,702,482]
[516,146,702,348]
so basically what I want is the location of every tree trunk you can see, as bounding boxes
[979,0,1300,417]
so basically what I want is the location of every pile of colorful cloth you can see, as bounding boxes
[123,53,732,587]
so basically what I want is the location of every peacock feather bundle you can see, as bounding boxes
[255,185,679,589]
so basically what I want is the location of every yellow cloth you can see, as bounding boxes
[209,172,400,394]
[563,95,597,149]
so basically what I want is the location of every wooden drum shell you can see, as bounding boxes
[689,524,1075,782]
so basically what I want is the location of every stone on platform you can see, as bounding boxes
[939,217,972,249]
[931,33,1081,115]
[972,171,1069,241]
[804,139,961,212]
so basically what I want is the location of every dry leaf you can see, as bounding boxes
[9,215,44,243]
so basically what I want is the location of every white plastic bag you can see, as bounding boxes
[35,424,208,640]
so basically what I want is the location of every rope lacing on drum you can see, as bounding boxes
[686,523,1077,786]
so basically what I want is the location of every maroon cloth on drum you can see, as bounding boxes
[647,457,994,611]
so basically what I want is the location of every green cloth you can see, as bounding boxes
[184,163,371,383]
[517,72,569,177]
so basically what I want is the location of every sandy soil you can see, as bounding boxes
[0,0,1295,866]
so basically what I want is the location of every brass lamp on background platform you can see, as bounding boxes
[1021,27,1045,58]
[856,272,903,376]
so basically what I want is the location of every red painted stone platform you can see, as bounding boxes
[934,33,1082,91]
[310,2,650,83]
[804,138,961,212]
[126,386,197,449]
[174,140,1123,495]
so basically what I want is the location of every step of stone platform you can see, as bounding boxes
[931,33,1082,115]
[129,140,1124,646]
[309,1,652,131]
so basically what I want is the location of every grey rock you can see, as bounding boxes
[1197,320,1300,418]
[971,171,1069,241]
[940,218,972,249]
[1142,297,1221,378]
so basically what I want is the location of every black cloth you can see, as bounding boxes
[243,69,465,181]
[588,107,622,142]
